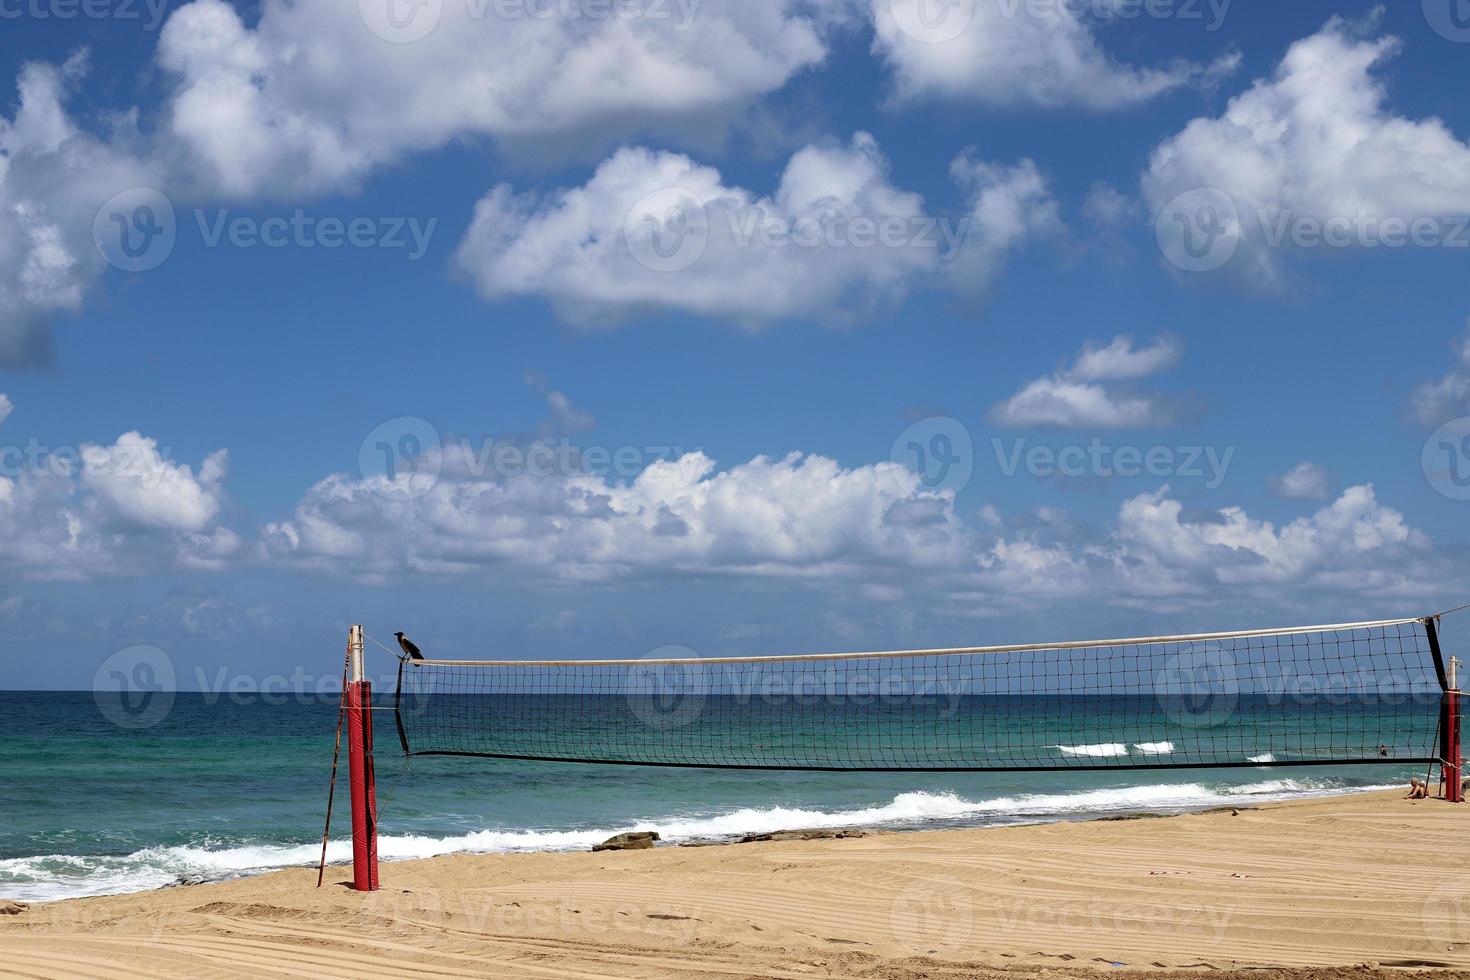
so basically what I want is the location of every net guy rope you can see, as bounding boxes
[314,638,351,888]
[329,611,1465,891]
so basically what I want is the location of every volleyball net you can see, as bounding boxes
[390,616,1458,774]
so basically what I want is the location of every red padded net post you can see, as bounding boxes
[346,625,380,889]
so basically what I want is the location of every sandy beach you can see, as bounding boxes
[0,790,1465,978]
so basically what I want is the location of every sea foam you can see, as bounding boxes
[0,779,1394,904]
[1132,742,1175,755]
[1053,743,1129,757]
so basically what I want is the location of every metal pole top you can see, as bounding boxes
[349,625,365,684]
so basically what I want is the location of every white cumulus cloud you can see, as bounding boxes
[149,0,1234,201]
[871,0,1233,109]
[1068,333,1182,381]
[81,432,229,533]
[1145,13,1470,289]
[263,445,971,582]
[967,482,1431,608]
[155,0,842,197]
[0,57,158,366]
[455,135,1056,325]
[259,431,1440,618]
[1109,483,1420,591]
[1406,324,1470,428]
[990,335,1183,428]
[944,155,1061,307]
[0,418,239,580]
[1269,462,1333,502]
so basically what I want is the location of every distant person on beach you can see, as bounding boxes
[1378,744,1389,758]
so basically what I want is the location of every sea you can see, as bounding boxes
[0,691,1428,904]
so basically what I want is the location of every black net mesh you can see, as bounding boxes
[393,620,1446,772]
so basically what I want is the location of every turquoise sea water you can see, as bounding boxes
[0,692,1430,903]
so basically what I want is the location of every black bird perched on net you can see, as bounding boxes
[395,632,424,661]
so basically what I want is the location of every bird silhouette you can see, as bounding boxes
[395,632,424,661]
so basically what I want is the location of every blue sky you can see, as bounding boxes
[2,0,1469,690]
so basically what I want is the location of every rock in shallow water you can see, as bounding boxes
[738,829,868,843]
[592,832,660,852]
